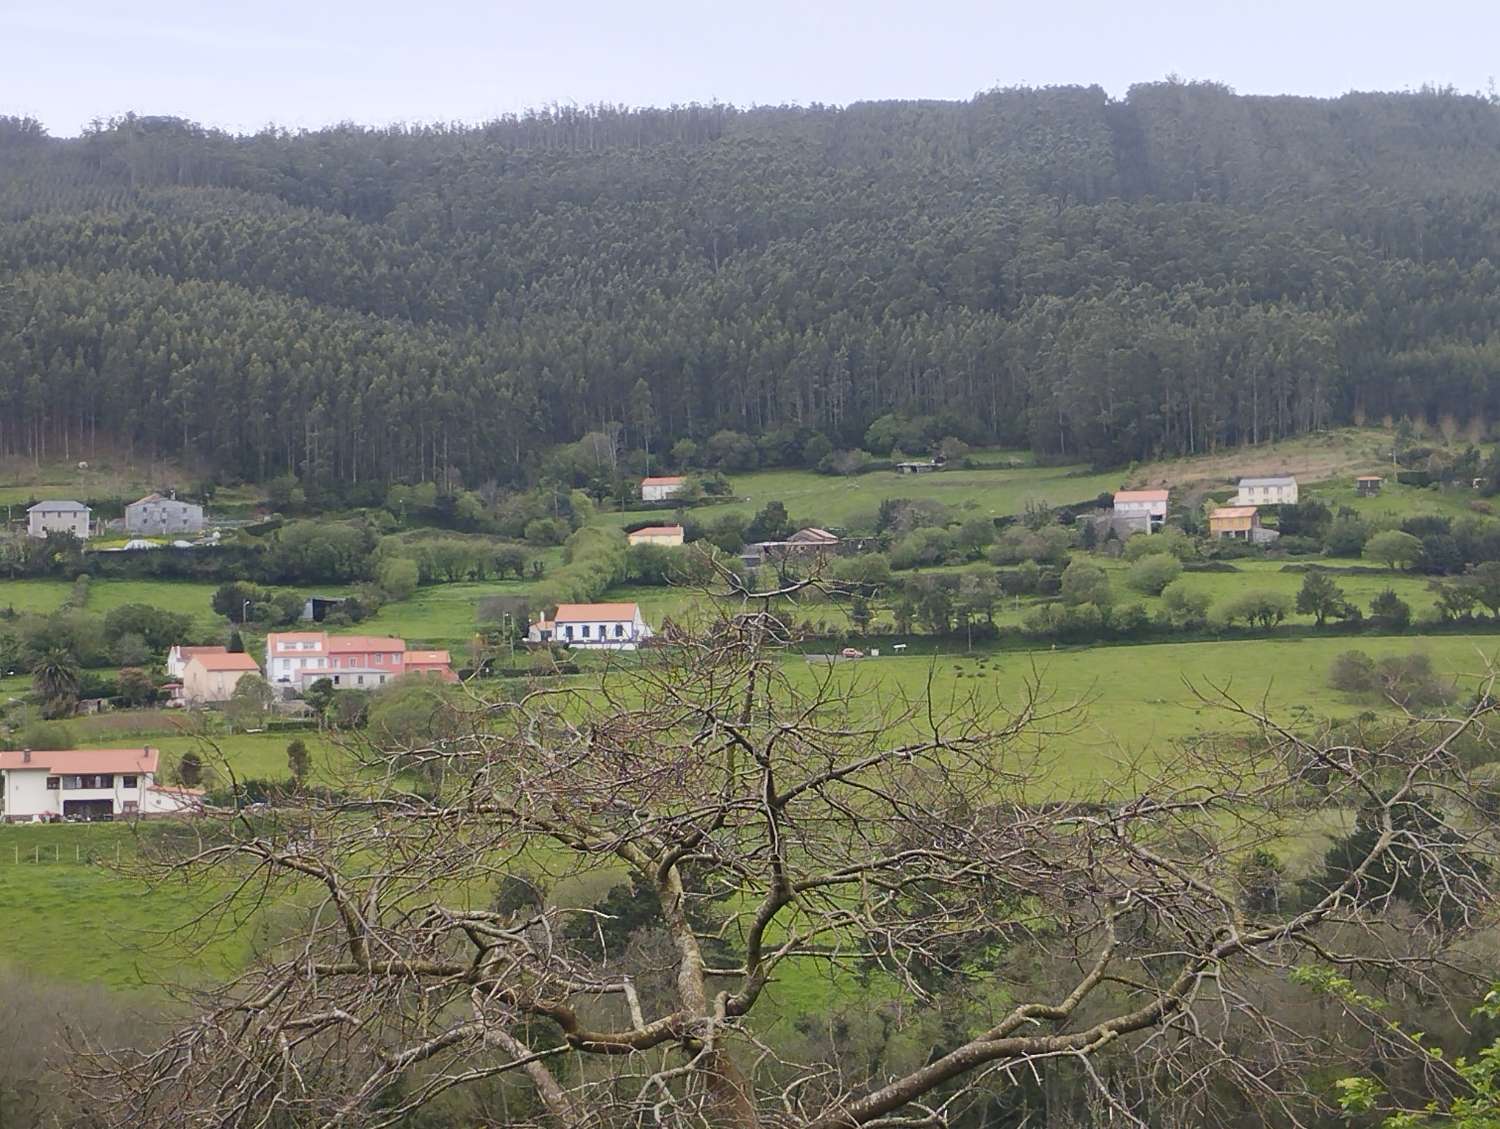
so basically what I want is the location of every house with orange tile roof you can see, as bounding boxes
[627,524,685,546]
[640,475,687,502]
[166,644,228,680]
[406,650,460,682]
[0,747,201,821]
[528,603,653,650]
[182,651,262,704]
[1112,489,1169,532]
[263,631,454,693]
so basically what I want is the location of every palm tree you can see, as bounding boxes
[31,648,81,720]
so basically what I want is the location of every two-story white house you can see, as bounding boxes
[0,747,200,821]
[26,500,91,540]
[125,492,205,535]
[529,603,654,650]
[640,476,686,503]
[1234,476,1298,507]
[1111,489,1169,532]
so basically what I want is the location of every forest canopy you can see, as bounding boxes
[4,82,1500,486]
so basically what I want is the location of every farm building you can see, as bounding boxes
[1356,475,1384,496]
[741,527,842,567]
[0,747,201,822]
[125,493,204,535]
[1233,476,1298,506]
[895,460,941,474]
[627,525,685,546]
[640,476,686,502]
[529,603,653,650]
[181,651,262,704]
[1208,505,1279,543]
[26,500,91,540]
[1111,489,1169,532]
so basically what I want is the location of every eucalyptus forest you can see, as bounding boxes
[5,82,1500,486]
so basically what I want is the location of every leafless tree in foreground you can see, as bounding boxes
[78,616,1500,1128]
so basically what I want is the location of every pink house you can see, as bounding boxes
[264,632,451,692]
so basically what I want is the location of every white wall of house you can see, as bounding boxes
[641,481,684,502]
[1,770,155,820]
[554,617,650,649]
[126,498,205,534]
[27,506,90,539]
[1234,481,1298,506]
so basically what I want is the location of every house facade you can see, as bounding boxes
[1209,506,1262,540]
[742,527,841,567]
[26,500,91,540]
[125,493,205,535]
[1233,476,1298,506]
[1111,489,1169,532]
[264,631,453,692]
[182,652,262,704]
[529,603,653,650]
[0,747,200,821]
[627,525,685,546]
[406,650,460,682]
[640,476,686,502]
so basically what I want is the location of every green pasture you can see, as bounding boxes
[784,632,1500,787]
[599,461,1124,532]
[1307,478,1493,525]
[0,578,227,632]
[359,579,530,648]
[0,823,265,989]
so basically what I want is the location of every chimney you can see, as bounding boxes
[21,749,30,764]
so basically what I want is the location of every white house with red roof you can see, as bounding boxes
[0,747,201,822]
[640,476,686,503]
[528,603,653,650]
[1112,489,1169,532]
[167,644,227,680]
[263,632,454,692]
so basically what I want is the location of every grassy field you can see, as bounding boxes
[785,632,1500,787]
[598,461,1125,531]
[0,823,267,989]
[0,578,227,630]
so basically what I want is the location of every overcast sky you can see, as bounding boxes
[5,0,1495,137]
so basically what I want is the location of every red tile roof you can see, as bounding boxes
[0,748,160,774]
[1210,506,1259,519]
[1113,489,1169,503]
[640,476,685,486]
[629,525,684,536]
[406,650,451,665]
[189,652,261,672]
[553,603,641,621]
[327,635,405,653]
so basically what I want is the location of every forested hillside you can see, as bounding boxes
[4,82,1500,487]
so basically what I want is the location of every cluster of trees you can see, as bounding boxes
[8,84,1500,485]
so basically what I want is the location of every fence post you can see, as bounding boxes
[33,846,38,863]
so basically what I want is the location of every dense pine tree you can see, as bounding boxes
[4,82,1500,485]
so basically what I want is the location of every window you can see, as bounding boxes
[564,626,574,640]
[46,776,59,790]
[357,675,365,685]
[614,623,625,637]
[374,653,383,664]
[581,625,591,638]
[122,775,138,789]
